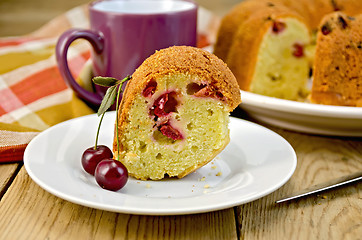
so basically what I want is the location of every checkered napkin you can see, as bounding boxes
[0,5,220,162]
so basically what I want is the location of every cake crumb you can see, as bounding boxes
[200,177,206,181]
[216,171,222,176]
[145,183,151,188]
[211,165,217,170]
[204,184,210,189]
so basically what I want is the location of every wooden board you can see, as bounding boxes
[0,167,238,239]
[236,128,362,240]
[0,163,21,199]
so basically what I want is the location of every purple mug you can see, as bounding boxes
[56,0,197,108]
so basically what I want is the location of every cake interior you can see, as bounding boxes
[250,17,311,100]
[117,73,230,180]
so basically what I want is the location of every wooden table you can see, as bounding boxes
[1,107,361,239]
[0,0,361,239]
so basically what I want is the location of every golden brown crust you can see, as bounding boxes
[332,0,362,16]
[124,46,240,110]
[270,0,313,26]
[311,12,362,106]
[303,0,335,30]
[113,46,241,153]
[214,0,264,62]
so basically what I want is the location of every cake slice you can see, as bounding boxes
[113,46,241,180]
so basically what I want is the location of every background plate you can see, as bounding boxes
[24,112,297,215]
[239,90,362,137]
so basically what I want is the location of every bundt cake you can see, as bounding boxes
[113,46,241,180]
[311,12,362,106]
[214,0,362,105]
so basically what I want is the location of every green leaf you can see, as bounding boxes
[92,76,120,87]
[95,75,132,116]
[97,85,118,116]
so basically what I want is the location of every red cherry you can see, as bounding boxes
[192,85,224,101]
[186,82,207,95]
[159,121,184,140]
[272,21,286,34]
[81,145,113,175]
[151,91,178,117]
[321,23,332,35]
[95,159,128,191]
[292,43,304,58]
[142,80,157,97]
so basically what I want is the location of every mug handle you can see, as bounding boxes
[56,29,104,107]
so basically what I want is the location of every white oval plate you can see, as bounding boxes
[239,90,362,137]
[24,112,296,215]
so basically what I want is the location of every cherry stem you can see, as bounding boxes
[94,111,106,150]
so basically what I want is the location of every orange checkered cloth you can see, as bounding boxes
[0,5,220,162]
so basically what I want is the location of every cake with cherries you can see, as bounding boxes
[113,46,241,180]
[214,0,362,105]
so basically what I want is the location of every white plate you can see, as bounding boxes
[239,90,362,137]
[24,112,296,215]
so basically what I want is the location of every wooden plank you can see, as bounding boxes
[0,167,238,240]
[0,163,20,198]
[236,129,362,240]
[0,0,90,36]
